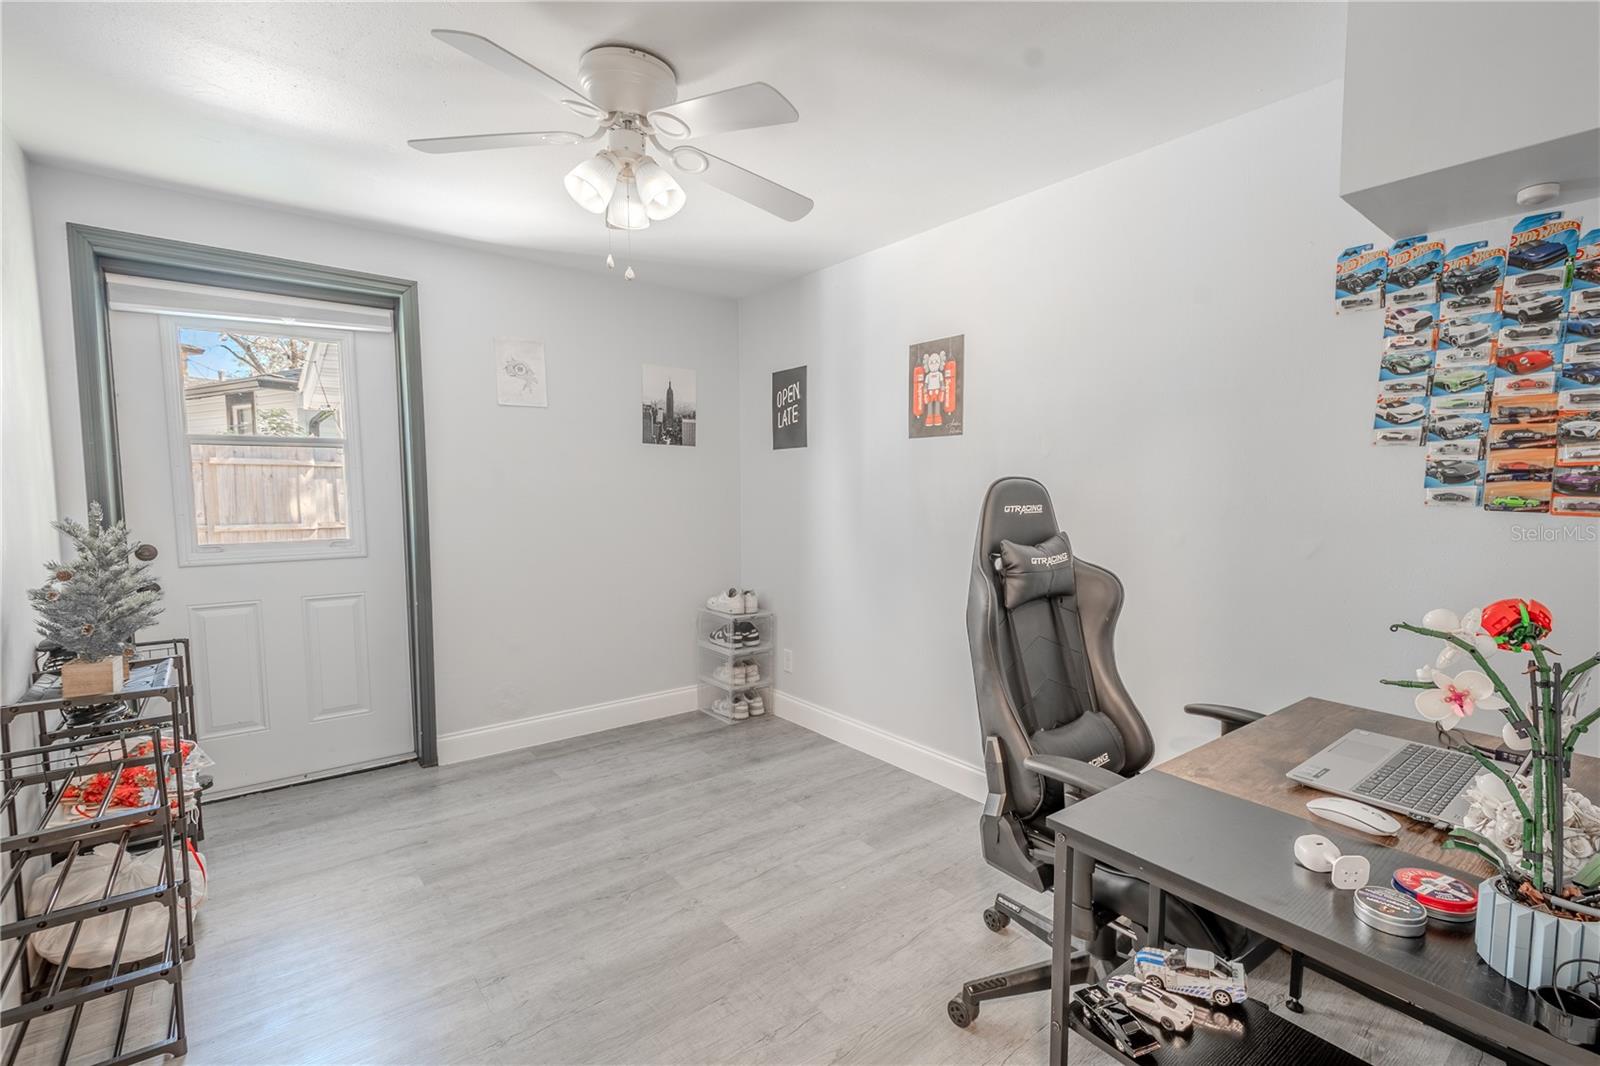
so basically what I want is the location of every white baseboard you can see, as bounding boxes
[437,685,698,765]
[774,691,985,801]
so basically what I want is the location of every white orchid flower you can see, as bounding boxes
[1421,607,1499,670]
[1414,669,1507,730]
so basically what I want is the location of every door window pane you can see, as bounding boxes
[176,326,357,550]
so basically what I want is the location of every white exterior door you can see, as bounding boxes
[107,282,414,794]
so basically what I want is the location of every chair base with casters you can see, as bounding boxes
[951,475,1277,1031]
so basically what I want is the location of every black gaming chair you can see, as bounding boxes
[948,476,1270,1029]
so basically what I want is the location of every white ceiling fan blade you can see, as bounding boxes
[669,148,812,222]
[649,83,798,140]
[431,30,605,119]
[408,131,590,154]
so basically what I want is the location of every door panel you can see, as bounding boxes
[109,291,414,794]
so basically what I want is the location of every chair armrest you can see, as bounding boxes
[1023,753,1123,798]
[1184,703,1264,736]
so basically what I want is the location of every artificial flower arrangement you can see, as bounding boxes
[1382,598,1600,919]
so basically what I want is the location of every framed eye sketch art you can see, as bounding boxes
[494,338,548,407]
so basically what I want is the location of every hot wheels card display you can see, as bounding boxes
[1574,227,1600,291]
[1424,440,1483,506]
[1336,242,1387,313]
[1507,212,1581,279]
[1385,235,1443,306]
[1373,245,1439,446]
[1440,241,1504,312]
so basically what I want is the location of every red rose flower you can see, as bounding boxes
[1479,598,1552,651]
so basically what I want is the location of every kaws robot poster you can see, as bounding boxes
[909,334,964,438]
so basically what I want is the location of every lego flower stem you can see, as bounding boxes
[1388,622,1530,730]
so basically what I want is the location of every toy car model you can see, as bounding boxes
[1441,262,1500,295]
[1502,325,1556,342]
[1577,260,1600,285]
[1385,307,1434,334]
[1434,368,1488,393]
[1565,365,1600,385]
[1431,415,1483,439]
[1512,271,1563,288]
[1340,295,1375,310]
[1495,348,1555,374]
[1439,319,1491,348]
[1445,293,1494,313]
[1375,429,1419,443]
[1502,291,1564,323]
[1575,341,1600,357]
[1337,266,1384,294]
[1427,458,1482,484]
[1377,400,1426,424]
[1554,470,1600,495]
[1133,947,1248,1007]
[1572,391,1600,404]
[1495,404,1549,422]
[1387,333,1432,353]
[1490,461,1552,481]
[1431,491,1474,503]
[1438,344,1489,366]
[1559,420,1600,441]
[1106,976,1194,1033]
[1509,240,1569,270]
[1485,494,1547,512]
[1502,376,1550,393]
[1392,289,1430,305]
[1492,428,1555,449]
[1555,497,1600,513]
[1384,379,1426,395]
[1568,310,1600,337]
[1382,350,1432,375]
[1388,261,1439,290]
[1431,440,1480,456]
[1070,986,1159,1058]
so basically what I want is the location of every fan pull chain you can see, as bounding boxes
[625,181,637,281]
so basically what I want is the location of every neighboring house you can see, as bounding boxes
[183,342,343,436]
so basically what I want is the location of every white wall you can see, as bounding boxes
[738,81,1599,779]
[26,164,741,745]
[1,131,57,705]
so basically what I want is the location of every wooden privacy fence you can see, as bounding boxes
[189,441,348,544]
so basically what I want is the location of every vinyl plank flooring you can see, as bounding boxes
[11,713,1493,1065]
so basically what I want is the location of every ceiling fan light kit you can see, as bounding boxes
[410,29,812,275]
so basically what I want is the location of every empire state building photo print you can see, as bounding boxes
[642,364,697,447]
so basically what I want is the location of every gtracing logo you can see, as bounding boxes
[1003,504,1043,515]
[1089,753,1111,768]
[1029,552,1071,567]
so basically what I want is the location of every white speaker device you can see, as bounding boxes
[1293,834,1371,890]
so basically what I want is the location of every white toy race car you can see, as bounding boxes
[1104,975,1195,1032]
[1132,947,1249,1007]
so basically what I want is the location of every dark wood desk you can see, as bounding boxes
[1044,698,1600,1066]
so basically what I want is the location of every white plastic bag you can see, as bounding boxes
[27,844,206,968]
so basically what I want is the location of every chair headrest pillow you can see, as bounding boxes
[996,532,1076,610]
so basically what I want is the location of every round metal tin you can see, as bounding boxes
[1354,885,1429,937]
[1392,867,1478,922]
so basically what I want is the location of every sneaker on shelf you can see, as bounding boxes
[735,620,761,647]
[732,697,751,721]
[711,697,735,719]
[707,587,744,614]
[742,589,758,613]
[713,662,739,686]
[709,625,739,649]
[735,661,752,685]
[742,660,761,684]
[746,692,766,717]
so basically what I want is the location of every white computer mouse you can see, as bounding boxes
[1305,796,1402,836]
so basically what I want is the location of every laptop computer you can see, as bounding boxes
[1285,729,1487,827]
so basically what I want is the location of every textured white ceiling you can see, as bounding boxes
[2,2,1346,297]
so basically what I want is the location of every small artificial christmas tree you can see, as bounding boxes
[28,504,162,693]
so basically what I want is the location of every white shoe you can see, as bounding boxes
[736,661,752,685]
[707,587,743,614]
[742,589,758,613]
[742,660,761,684]
[746,693,766,716]
[713,662,738,686]
[712,697,734,719]
[732,697,750,721]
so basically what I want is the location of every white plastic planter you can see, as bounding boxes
[1476,878,1600,988]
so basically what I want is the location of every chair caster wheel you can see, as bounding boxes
[982,907,1010,933]
[1286,998,1304,1014]
[947,997,977,1028]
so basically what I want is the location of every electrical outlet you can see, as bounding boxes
[782,649,794,673]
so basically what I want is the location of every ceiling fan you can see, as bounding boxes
[409,30,814,248]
